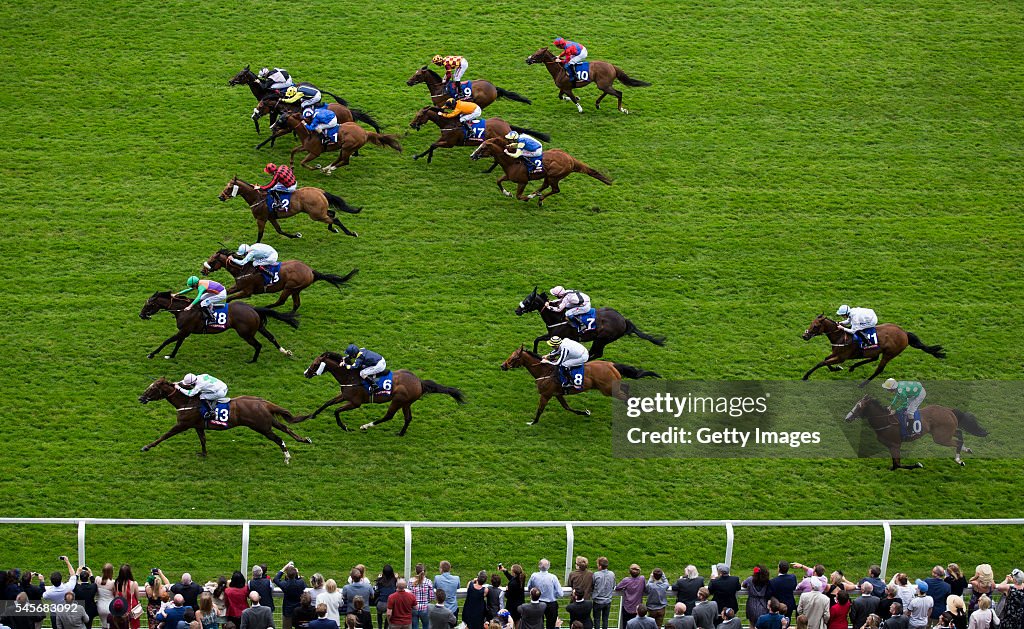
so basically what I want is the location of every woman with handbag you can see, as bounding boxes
[968,596,1000,629]
[995,570,1024,629]
[114,566,143,629]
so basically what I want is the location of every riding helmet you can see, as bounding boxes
[836,304,850,316]
[432,55,443,64]
[264,163,278,174]
[882,378,898,390]
[548,337,564,347]
[553,37,567,47]
[550,285,566,297]
[186,275,200,288]
[345,343,360,357]
[505,131,520,141]
[285,86,298,98]
[237,244,249,256]
[181,373,198,386]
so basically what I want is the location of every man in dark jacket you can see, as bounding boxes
[708,566,740,618]
[429,591,457,629]
[248,566,275,615]
[275,563,309,629]
[770,562,798,623]
[924,567,951,624]
[850,582,880,629]
[170,574,204,611]
[519,588,548,629]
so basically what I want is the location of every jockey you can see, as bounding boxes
[231,243,278,269]
[257,67,294,94]
[546,286,593,331]
[175,373,229,420]
[541,336,589,389]
[343,343,387,392]
[255,163,297,215]
[504,130,544,173]
[440,98,482,131]
[836,304,879,348]
[553,37,588,80]
[176,276,228,321]
[882,378,926,439]
[282,85,322,117]
[305,107,340,145]
[432,54,469,98]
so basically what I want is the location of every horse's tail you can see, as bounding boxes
[508,125,551,143]
[495,86,532,104]
[954,409,989,437]
[614,67,652,88]
[420,379,467,405]
[267,403,297,423]
[322,90,349,107]
[350,108,382,133]
[625,319,667,346]
[906,331,947,359]
[366,132,403,153]
[324,191,362,214]
[255,307,300,330]
[572,159,613,185]
[312,268,359,289]
[612,363,662,380]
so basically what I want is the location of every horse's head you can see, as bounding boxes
[470,137,503,161]
[202,249,232,276]
[138,377,174,404]
[229,65,254,86]
[139,291,174,320]
[802,313,835,340]
[526,48,554,65]
[515,286,546,316]
[254,97,279,119]
[409,107,434,131]
[844,394,877,423]
[406,66,429,86]
[304,351,347,379]
[500,345,527,371]
[219,176,245,202]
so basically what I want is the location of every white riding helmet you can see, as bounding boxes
[181,373,198,387]
[550,285,567,297]
[882,378,898,390]
[505,130,520,141]
[836,304,851,316]
[258,67,270,78]
[237,244,250,256]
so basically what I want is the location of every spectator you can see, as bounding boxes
[616,565,647,627]
[674,567,705,617]
[755,599,785,629]
[567,589,594,629]
[883,603,908,629]
[158,595,193,629]
[316,580,344,625]
[995,569,1024,629]
[828,591,851,629]
[206,577,228,619]
[485,574,504,622]
[197,592,220,629]
[173,575,205,611]
[433,563,460,622]
[792,565,827,595]
[248,568,275,617]
[969,567,996,615]
[719,608,743,629]
[527,560,563,629]
[947,597,967,629]
[352,596,373,629]
[626,605,658,629]
[946,568,968,599]
[709,566,741,619]
[646,570,670,629]
[925,568,951,624]
[2,569,20,600]
[742,566,773,629]
[907,581,933,629]
[938,614,953,629]
[796,589,830,629]
[20,569,47,629]
[308,604,339,629]
[429,591,456,629]
[668,603,697,629]
[850,582,880,629]
[825,573,857,602]
[76,567,100,629]
[343,571,374,616]
[147,570,171,629]
[345,617,359,629]
[386,579,416,629]
[770,563,797,624]
[10,592,43,629]
[592,559,615,629]
[967,596,998,629]
[239,592,273,629]
[108,597,131,629]
[57,590,91,629]
[44,556,79,612]
[187,609,203,629]
[859,569,886,598]
[95,565,117,629]
[888,575,915,610]
[375,566,398,629]
[862,615,882,629]
[113,565,141,629]
[224,573,250,629]
[692,588,718,629]
[519,589,547,629]
[275,563,309,629]
[502,565,526,628]
[409,565,434,629]
[307,576,327,606]
[292,594,318,629]
[352,567,370,586]
[568,559,595,602]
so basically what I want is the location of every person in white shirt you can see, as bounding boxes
[232,243,278,270]
[176,373,229,420]
[316,579,345,624]
[836,305,879,347]
[547,286,593,331]
[541,337,589,390]
[44,557,79,605]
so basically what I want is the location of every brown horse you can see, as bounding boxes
[408,106,552,163]
[405,66,532,108]
[228,65,348,128]
[525,48,650,114]
[470,137,611,204]
[845,395,988,470]
[139,292,298,363]
[801,315,946,386]
[271,115,402,173]
[200,249,358,311]
[138,377,311,464]
[500,345,661,425]
[218,176,360,241]
[253,98,382,149]
[294,352,466,436]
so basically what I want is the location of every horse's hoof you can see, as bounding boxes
[526,193,537,199]
[502,190,512,197]
[140,446,149,452]
[295,233,302,238]
[397,432,405,437]
[197,452,207,458]
[360,423,372,431]
[164,355,172,360]
[916,462,925,468]
[147,353,155,359]
[576,105,584,113]
[620,108,630,115]
[305,438,313,444]
[284,452,291,465]
[280,347,293,356]
[584,410,592,416]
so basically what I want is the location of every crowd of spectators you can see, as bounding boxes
[3,557,1023,629]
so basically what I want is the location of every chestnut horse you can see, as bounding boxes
[294,352,466,436]
[138,377,310,464]
[409,106,551,163]
[200,249,358,311]
[218,176,360,241]
[405,66,531,108]
[253,98,382,149]
[801,315,946,386]
[470,137,611,204]
[500,345,661,425]
[139,292,298,363]
[845,395,988,470]
[271,115,402,173]
[525,48,650,114]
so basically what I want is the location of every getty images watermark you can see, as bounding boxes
[0,600,85,616]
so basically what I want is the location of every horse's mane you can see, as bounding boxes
[217,248,233,256]
[425,68,443,81]
[524,349,543,359]
[322,351,346,362]
[151,290,172,298]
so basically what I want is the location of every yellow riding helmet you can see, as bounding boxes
[547,336,564,347]
[432,55,443,65]
[285,86,298,98]
[443,98,456,108]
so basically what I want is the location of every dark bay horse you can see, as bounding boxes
[228,65,348,128]
[802,315,946,386]
[218,176,360,241]
[845,395,988,469]
[201,249,358,311]
[470,137,611,204]
[139,377,310,464]
[500,345,660,425]
[515,287,665,359]
[295,352,466,436]
[406,66,531,108]
[139,292,298,363]
[408,106,551,163]
[272,116,402,173]
[253,98,382,149]
[525,48,650,114]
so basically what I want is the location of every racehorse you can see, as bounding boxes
[515,287,666,359]
[406,66,532,108]
[470,137,611,204]
[408,106,551,164]
[801,315,946,386]
[200,249,358,311]
[139,292,298,363]
[294,352,466,436]
[252,97,382,149]
[271,115,402,174]
[525,48,650,114]
[138,377,311,464]
[218,176,360,241]
[845,395,988,470]
[500,345,661,425]
[227,65,348,129]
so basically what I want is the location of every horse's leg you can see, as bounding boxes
[331,401,359,431]
[266,289,291,309]
[860,355,894,388]
[397,405,413,437]
[537,178,562,205]
[257,324,292,356]
[147,331,186,359]
[166,336,188,358]
[293,394,348,422]
[484,159,499,173]
[330,216,358,237]
[527,178,550,201]
[802,355,843,380]
[515,181,530,202]
[270,418,312,444]
[361,400,403,431]
[562,89,583,113]
[243,334,263,363]
[555,395,590,417]
[847,355,878,374]
[290,290,302,311]
[141,424,191,452]
[268,216,301,239]
[496,175,513,197]
[588,339,607,360]
[195,426,208,457]
[532,333,550,353]
[256,427,291,465]
[256,219,266,243]
[529,395,552,425]
[889,445,923,470]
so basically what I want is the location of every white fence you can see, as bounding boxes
[3,518,1024,582]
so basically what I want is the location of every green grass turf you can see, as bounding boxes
[1,0,1023,582]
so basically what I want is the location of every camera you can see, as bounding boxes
[58,556,68,561]
[152,568,160,575]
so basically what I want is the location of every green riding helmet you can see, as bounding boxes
[186,276,200,288]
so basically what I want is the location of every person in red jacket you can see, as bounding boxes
[256,163,297,215]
